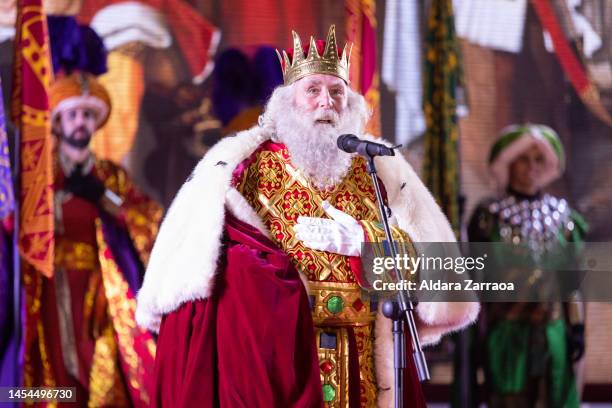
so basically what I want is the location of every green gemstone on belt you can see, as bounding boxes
[322,384,336,402]
[326,295,344,314]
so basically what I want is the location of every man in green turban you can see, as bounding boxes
[469,124,587,408]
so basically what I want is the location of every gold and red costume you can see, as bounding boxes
[138,25,478,408]
[234,141,412,406]
[23,156,162,407]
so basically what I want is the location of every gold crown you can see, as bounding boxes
[276,25,352,85]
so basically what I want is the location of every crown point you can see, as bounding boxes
[346,43,353,66]
[280,24,351,85]
[292,30,304,64]
[282,51,291,72]
[323,24,338,61]
[307,36,319,60]
[275,48,283,69]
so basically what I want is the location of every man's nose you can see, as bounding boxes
[74,112,86,126]
[318,90,334,109]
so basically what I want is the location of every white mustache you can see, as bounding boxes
[313,109,339,124]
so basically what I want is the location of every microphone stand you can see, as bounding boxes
[364,153,430,407]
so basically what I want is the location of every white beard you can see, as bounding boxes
[272,104,363,189]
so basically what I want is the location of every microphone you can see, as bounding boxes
[337,134,398,157]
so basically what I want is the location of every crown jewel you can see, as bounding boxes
[276,25,352,85]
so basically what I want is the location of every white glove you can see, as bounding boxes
[293,201,364,256]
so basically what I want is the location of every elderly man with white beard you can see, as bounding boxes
[136,25,479,408]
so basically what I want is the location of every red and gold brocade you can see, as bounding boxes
[22,157,161,407]
[234,141,410,407]
[87,159,162,265]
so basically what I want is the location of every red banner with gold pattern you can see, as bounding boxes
[96,222,156,407]
[12,0,55,277]
[531,0,612,127]
[345,0,381,136]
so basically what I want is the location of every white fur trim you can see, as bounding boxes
[52,96,109,129]
[136,126,269,331]
[369,136,456,244]
[225,186,269,238]
[136,130,480,405]
[224,186,312,292]
[91,2,172,51]
[373,300,479,407]
[415,301,480,344]
[360,135,479,405]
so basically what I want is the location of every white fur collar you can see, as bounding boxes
[136,129,478,343]
[136,128,479,407]
[135,126,269,331]
[136,127,476,331]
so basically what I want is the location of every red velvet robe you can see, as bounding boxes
[152,213,324,407]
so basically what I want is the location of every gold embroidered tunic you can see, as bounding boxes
[234,141,408,407]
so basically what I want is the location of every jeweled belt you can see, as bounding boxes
[308,281,377,327]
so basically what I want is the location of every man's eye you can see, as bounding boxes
[307,88,319,94]
[331,89,343,96]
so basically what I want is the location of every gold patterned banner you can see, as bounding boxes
[12,0,55,277]
[96,221,156,408]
